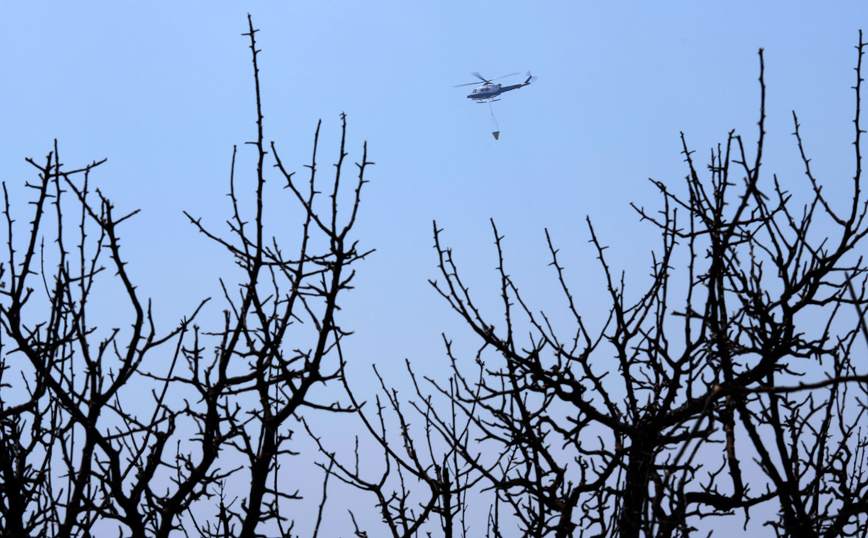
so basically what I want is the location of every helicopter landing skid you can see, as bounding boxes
[476,98,501,104]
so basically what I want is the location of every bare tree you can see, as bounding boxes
[0,15,371,538]
[419,33,868,537]
[304,359,485,538]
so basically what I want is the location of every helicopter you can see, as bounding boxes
[455,71,536,103]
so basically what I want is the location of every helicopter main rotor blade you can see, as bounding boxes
[490,72,520,81]
[454,72,522,87]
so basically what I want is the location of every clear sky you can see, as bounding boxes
[1,1,866,535]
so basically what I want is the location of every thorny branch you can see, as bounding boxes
[422,33,868,538]
[0,15,372,538]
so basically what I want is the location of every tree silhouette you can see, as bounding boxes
[0,16,371,538]
[412,33,868,538]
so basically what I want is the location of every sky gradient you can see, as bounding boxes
[2,2,866,535]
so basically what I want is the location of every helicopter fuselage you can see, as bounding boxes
[467,83,502,99]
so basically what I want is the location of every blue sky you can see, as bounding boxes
[2,1,866,534]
